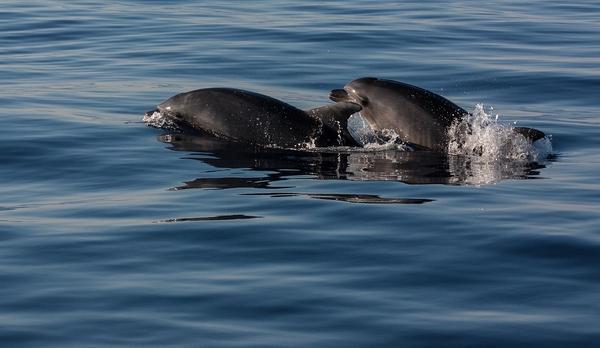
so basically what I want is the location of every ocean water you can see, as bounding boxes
[1,1,600,347]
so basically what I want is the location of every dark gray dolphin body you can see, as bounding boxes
[147,88,361,148]
[330,77,545,151]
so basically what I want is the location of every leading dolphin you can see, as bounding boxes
[330,77,545,152]
[146,88,361,148]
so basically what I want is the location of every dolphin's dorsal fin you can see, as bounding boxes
[306,102,362,145]
[513,127,546,142]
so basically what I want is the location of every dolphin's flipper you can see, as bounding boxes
[512,127,546,142]
[306,102,362,146]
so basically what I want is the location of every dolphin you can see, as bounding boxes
[330,77,545,152]
[146,88,362,148]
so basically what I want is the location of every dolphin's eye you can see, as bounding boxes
[361,97,369,106]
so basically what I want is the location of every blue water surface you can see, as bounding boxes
[1,1,600,347]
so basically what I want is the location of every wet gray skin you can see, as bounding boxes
[147,88,361,148]
[330,77,545,152]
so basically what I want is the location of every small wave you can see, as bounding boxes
[447,104,552,162]
[303,132,414,153]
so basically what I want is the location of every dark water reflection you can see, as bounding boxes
[244,192,433,204]
[157,214,261,223]
[159,133,546,189]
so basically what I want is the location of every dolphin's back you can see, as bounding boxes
[158,88,321,147]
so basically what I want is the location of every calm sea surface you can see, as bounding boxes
[2,1,600,347]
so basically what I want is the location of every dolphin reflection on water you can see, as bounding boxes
[157,133,547,192]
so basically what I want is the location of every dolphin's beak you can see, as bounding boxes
[145,109,159,116]
[329,89,350,102]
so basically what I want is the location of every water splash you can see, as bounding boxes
[447,104,552,162]
[142,110,180,130]
[348,112,414,151]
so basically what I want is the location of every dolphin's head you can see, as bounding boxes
[329,77,385,130]
[156,93,187,119]
[145,92,195,126]
[329,77,379,108]
[144,92,201,132]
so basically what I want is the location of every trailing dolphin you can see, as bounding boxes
[330,77,545,152]
[146,88,361,148]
